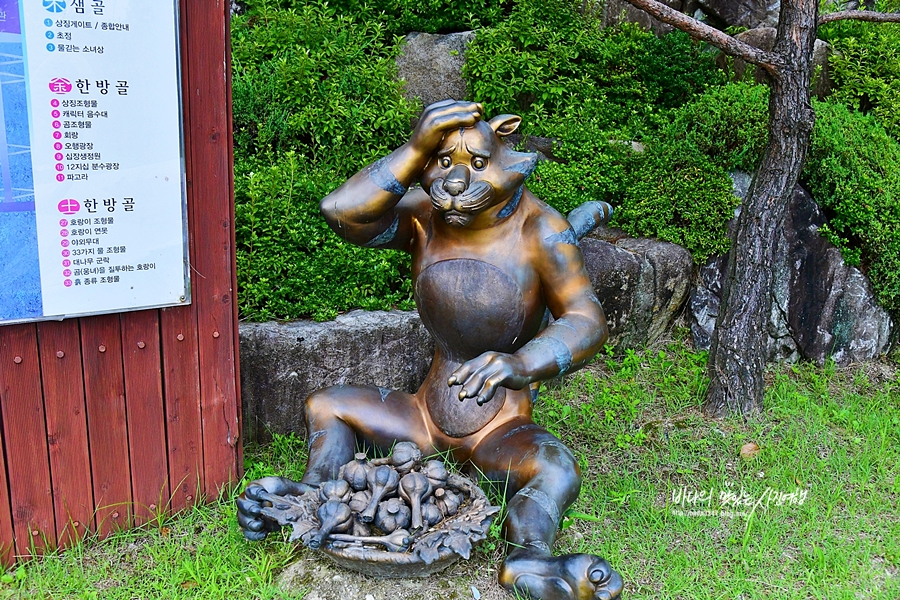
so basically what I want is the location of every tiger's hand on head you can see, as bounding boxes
[410,100,484,157]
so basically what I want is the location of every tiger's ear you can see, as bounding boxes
[488,114,522,137]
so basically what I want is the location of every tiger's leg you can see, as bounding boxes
[470,418,623,600]
[301,384,435,485]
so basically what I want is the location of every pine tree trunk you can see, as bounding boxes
[703,0,818,416]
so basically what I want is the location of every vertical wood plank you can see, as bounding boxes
[160,307,204,512]
[0,324,56,556]
[162,0,206,514]
[80,315,131,537]
[36,320,94,548]
[0,406,16,565]
[224,1,244,476]
[121,311,169,525]
[184,0,240,496]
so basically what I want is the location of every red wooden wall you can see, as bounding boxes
[0,0,240,562]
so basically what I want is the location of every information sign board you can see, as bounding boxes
[0,0,188,325]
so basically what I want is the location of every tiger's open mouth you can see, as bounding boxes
[429,179,494,226]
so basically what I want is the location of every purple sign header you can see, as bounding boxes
[0,0,20,35]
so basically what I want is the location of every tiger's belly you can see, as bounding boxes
[414,258,542,437]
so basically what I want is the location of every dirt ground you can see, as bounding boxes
[278,547,511,600]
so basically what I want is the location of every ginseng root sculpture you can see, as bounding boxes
[237,100,623,600]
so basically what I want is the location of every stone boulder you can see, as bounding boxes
[240,311,435,443]
[603,0,684,35]
[784,187,893,364]
[501,133,561,163]
[698,0,780,29]
[395,31,476,108]
[582,232,694,348]
[690,174,894,365]
[722,28,832,99]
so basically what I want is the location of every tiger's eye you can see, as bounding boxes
[472,158,486,170]
[440,157,452,168]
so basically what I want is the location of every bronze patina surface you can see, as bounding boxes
[249,443,500,578]
[238,100,623,600]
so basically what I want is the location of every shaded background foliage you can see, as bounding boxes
[232,0,900,321]
[232,2,419,320]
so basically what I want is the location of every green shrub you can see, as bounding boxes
[662,82,769,172]
[231,1,422,320]
[615,145,739,260]
[522,102,633,216]
[803,101,900,314]
[464,0,724,129]
[231,2,418,174]
[327,0,504,36]
[463,3,741,259]
[235,154,414,321]
[524,83,767,261]
[611,83,768,260]
[239,0,505,37]
[819,6,900,140]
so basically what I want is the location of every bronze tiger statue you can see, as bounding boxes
[238,100,624,600]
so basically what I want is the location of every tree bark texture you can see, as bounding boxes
[819,9,900,24]
[704,1,818,416]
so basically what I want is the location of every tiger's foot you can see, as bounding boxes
[499,547,623,600]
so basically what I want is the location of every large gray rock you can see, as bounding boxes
[395,31,476,108]
[723,28,832,99]
[784,186,893,364]
[240,311,434,443]
[810,37,833,99]
[582,234,694,348]
[603,0,684,35]
[690,174,894,365]
[698,0,780,28]
[691,253,801,362]
[501,133,561,163]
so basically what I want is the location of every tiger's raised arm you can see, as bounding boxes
[319,100,484,251]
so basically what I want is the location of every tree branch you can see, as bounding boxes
[621,0,780,70]
[818,10,900,25]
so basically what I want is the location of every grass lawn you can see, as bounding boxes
[2,342,898,599]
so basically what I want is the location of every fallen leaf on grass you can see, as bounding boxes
[740,442,760,460]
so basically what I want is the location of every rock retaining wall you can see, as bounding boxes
[240,311,434,442]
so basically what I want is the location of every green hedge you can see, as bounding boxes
[238,0,506,40]
[611,83,768,259]
[231,2,418,172]
[463,0,740,260]
[819,2,900,141]
[526,83,768,260]
[232,1,418,320]
[235,155,414,321]
[805,101,900,314]
[463,0,724,130]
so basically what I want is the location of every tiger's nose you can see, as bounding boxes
[443,165,470,197]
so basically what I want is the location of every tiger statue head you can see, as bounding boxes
[420,114,538,227]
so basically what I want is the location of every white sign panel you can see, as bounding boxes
[0,0,188,325]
